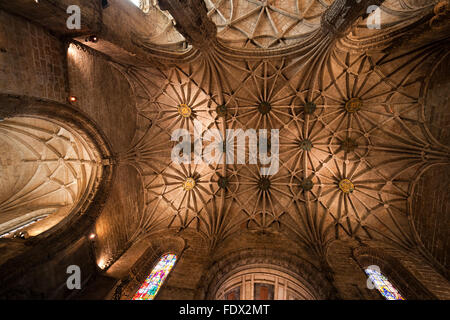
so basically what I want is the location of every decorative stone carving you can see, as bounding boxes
[339,179,355,194]
[430,1,450,29]
[182,177,196,191]
[205,0,331,49]
[0,117,101,237]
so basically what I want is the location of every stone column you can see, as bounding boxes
[321,0,385,38]
[157,0,217,50]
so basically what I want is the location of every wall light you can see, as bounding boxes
[85,35,99,43]
[68,96,77,103]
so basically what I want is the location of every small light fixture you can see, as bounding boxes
[68,96,77,103]
[85,35,99,43]
[89,233,96,240]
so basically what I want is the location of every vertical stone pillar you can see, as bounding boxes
[321,0,384,38]
[157,0,217,50]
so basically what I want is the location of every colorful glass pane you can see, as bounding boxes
[365,267,405,300]
[132,253,177,300]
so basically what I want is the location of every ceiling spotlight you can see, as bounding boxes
[68,96,77,103]
[89,233,96,240]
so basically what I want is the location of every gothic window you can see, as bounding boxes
[132,253,177,300]
[365,267,405,300]
[0,214,48,238]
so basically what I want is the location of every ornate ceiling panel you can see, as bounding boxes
[134,0,189,51]
[0,117,100,236]
[205,0,333,49]
[344,0,442,49]
[102,0,449,269]
[113,34,449,259]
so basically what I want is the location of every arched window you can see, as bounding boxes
[0,212,49,238]
[365,266,405,300]
[215,266,318,300]
[353,247,436,299]
[132,253,177,300]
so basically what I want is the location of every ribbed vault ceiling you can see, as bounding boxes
[109,0,449,272]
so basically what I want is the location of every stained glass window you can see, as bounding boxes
[365,267,405,300]
[0,215,48,238]
[132,253,177,300]
[254,283,274,300]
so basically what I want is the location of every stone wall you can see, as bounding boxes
[0,10,67,103]
[0,7,140,299]
[0,237,96,299]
